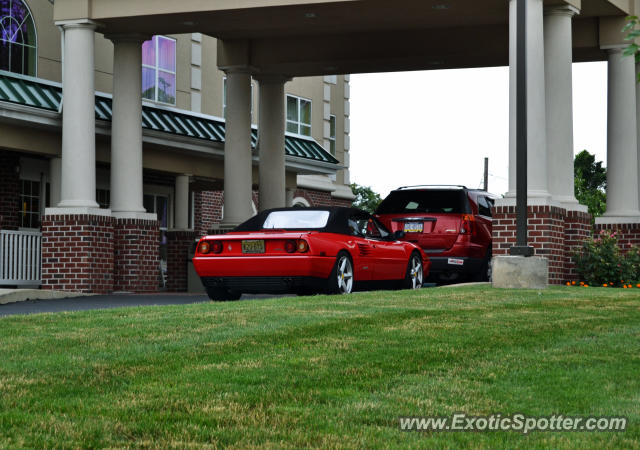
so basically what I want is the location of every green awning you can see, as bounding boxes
[0,70,339,165]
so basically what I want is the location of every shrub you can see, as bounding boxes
[574,230,640,286]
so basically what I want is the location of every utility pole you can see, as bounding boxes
[483,157,489,191]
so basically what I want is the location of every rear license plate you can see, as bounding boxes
[448,258,464,266]
[404,222,423,233]
[242,240,265,254]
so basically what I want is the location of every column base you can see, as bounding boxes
[595,215,640,224]
[42,212,114,294]
[113,217,160,293]
[166,230,197,292]
[492,256,548,289]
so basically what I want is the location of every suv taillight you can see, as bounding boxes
[460,214,476,235]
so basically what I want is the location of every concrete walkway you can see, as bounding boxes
[0,292,211,317]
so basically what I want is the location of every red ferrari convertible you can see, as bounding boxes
[193,207,430,300]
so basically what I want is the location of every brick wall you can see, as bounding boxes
[41,214,114,293]
[594,222,640,251]
[564,210,591,281]
[193,191,223,237]
[113,218,160,293]
[166,230,196,292]
[0,151,20,230]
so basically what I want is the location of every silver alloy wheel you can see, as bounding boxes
[409,256,423,289]
[336,255,354,294]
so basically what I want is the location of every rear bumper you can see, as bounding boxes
[193,255,336,279]
[201,276,326,294]
[427,256,484,275]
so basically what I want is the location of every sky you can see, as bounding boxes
[349,61,608,198]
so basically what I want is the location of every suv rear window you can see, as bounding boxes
[376,190,470,214]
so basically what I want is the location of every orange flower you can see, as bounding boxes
[571,281,576,285]
[636,284,640,288]
[566,282,571,286]
[603,284,608,287]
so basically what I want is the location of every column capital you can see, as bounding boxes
[105,33,150,44]
[253,74,292,85]
[602,45,628,53]
[54,18,99,30]
[221,66,256,76]
[543,5,579,17]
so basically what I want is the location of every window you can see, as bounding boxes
[477,196,493,217]
[286,94,311,136]
[263,210,330,230]
[19,179,40,228]
[142,36,176,105]
[329,114,336,155]
[0,0,37,76]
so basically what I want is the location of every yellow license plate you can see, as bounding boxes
[242,240,265,254]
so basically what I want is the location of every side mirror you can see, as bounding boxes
[393,230,406,240]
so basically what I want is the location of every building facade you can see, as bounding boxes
[3,0,640,291]
[0,0,353,292]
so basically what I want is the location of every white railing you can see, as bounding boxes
[0,230,42,286]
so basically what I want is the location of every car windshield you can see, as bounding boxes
[376,189,470,214]
[262,210,331,229]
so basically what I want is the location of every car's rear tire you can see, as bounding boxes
[401,252,423,290]
[326,251,354,295]
[473,249,492,282]
[206,287,241,301]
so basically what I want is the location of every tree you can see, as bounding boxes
[574,150,606,218]
[350,183,382,213]
[623,16,640,77]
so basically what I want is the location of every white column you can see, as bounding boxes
[507,0,550,200]
[256,75,287,211]
[175,174,190,229]
[544,5,581,208]
[222,69,254,225]
[599,48,640,220]
[49,156,62,207]
[57,21,99,209]
[109,35,147,216]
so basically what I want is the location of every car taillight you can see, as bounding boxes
[284,240,297,253]
[198,241,210,254]
[460,214,476,235]
[211,241,223,254]
[297,239,309,253]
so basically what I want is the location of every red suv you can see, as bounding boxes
[374,185,497,282]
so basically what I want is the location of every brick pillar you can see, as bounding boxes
[492,205,567,284]
[0,152,20,230]
[113,218,160,293]
[193,191,223,238]
[166,230,196,292]
[41,213,114,293]
[563,210,591,281]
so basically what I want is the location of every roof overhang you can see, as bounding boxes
[53,0,632,76]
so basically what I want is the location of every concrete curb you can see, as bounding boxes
[0,289,93,305]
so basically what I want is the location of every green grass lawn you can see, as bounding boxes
[1,286,639,448]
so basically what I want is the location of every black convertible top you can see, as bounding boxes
[234,207,371,235]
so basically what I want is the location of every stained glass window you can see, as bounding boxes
[0,0,37,76]
[142,35,176,105]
